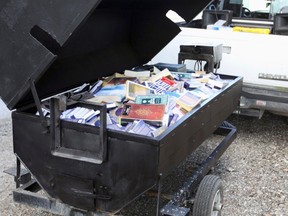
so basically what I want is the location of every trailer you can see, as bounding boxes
[0,0,242,215]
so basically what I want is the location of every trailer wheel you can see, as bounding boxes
[192,175,223,216]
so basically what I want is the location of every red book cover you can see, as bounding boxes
[120,103,166,126]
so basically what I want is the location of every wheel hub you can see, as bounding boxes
[211,190,223,215]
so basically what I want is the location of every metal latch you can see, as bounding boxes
[71,186,111,200]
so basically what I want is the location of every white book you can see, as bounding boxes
[124,70,151,77]
[82,110,98,121]
[149,68,173,83]
[63,107,81,119]
[73,108,90,119]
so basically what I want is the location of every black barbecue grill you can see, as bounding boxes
[0,0,243,215]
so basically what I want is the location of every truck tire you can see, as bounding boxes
[192,175,223,216]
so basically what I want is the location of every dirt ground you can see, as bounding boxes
[0,112,287,215]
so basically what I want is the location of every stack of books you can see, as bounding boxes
[37,63,232,137]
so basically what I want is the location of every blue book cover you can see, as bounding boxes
[93,84,126,103]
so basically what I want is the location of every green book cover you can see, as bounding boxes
[171,72,192,79]
[135,94,168,105]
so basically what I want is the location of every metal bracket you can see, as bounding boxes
[160,204,190,216]
[50,97,63,152]
[178,45,216,73]
[72,186,111,200]
[4,158,31,188]
[29,79,49,130]
[50,99,108,164]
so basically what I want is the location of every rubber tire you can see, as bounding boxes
[192,175,223,216]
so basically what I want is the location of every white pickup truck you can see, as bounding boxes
[151,1,288,118]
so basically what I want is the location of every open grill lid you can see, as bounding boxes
[0,0,210,110]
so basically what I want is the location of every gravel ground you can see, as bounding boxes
[0,112,287,215]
